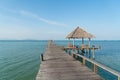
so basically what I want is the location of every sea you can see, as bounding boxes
[0,40,120,80]
[0,40,47,80]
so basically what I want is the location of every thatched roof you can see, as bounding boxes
[66,27,95,39]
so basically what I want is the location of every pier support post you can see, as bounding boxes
[92,45,95,59]
[89,48,91,58]
[41,54,44,61]
[94,64,98,74]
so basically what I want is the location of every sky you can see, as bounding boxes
[0,0,120,40]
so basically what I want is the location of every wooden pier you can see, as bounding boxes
[36,41,102,80]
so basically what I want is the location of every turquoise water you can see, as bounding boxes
[1,40,120,80]
[54,40,120,80]
[0,40,47,80]
[55,40,120,71]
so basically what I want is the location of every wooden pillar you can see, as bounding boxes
[94,64,98,74]
[92,46,95,59]
[89,48,91,58]
[41,54,44,61]
[82,38,84,44]
[88,38,91,58]
[88,38,91,47]
[68,38,70,46]
[68,38,70,43]
[75,53,78,59]
[71,53,74,57]
[68,49,71,55]
[82,58,85,65]
[118,77,120,80]
[73,39,75,46]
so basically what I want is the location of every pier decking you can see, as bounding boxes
[36,41,102,80]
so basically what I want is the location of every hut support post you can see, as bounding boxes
[89,48,91,58]
[73,39,75,46]
[88,38,91,58]
[88,38,91,47]
[92,47,95,59]
[68,38,70,45]
[82,38,84,45]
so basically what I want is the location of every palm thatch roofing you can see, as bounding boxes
[66,27,95,39]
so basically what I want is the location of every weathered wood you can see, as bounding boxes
[73,52,120,79]
[118,77,120,80]
[64,47,99,50]
[41,54,44,61]
[82,58,86,65]
[94,64,98,74]
[36,41,102,80]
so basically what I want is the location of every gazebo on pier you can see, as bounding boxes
[66,26,95,47]
[66,26,98,59]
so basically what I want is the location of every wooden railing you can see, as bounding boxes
[72,52,120,80]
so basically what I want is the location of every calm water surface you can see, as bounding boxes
[1,40,120,80]
[55,40,120,80]
[0,40,47,80]
[55,40,120,72]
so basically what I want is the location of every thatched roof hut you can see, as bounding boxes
[66,27,95,39]
[66,26,95,46]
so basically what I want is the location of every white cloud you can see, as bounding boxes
[0,7,69,27]
[20,10,68,27]
[0,7,17,13]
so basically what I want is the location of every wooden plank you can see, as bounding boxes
[73,53,120,77]
[36,41,102,80]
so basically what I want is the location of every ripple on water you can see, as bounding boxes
[0,40,47,80]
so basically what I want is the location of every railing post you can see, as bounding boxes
[82,58,85,65]
[93,48,95,59]
[92,45,95,59]
[75,53,78,59]
[41,54,44,61]
[69,49,71,55]
[118,76,120,80]
[71,53,73,56]
[94,64,98,74]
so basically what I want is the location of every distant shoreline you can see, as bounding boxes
[0,40,120,42]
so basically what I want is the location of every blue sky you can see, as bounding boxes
[0,0,120,40]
